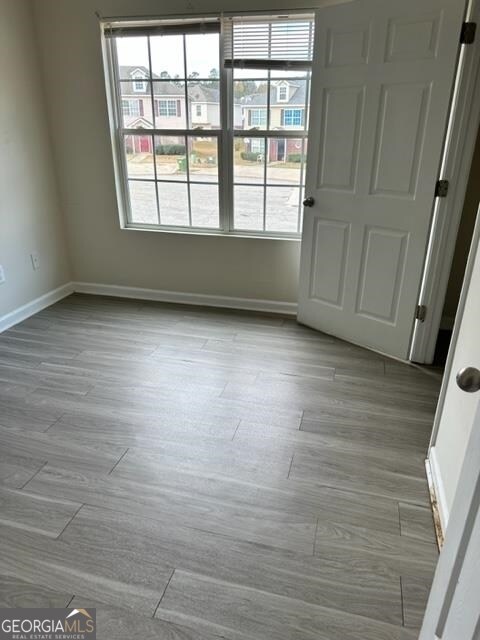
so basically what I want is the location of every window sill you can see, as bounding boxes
[121,223,302,241]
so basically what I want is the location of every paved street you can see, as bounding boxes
[127,156,303,232]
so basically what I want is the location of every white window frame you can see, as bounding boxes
[249,109,268,127]
[156,99,178,117]
[122,99,141,117]
[278,84,288,102]
[283,108,303,127]
[133,73,147,92]
[102,13,313,239]
[250,138,264,153]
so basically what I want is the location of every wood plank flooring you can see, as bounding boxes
[0,294,441,639]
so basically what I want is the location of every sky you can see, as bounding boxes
[116,34,308,80]
[117,34,219,78]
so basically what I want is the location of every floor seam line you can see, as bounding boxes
[44,414,65,433]
[65,595,75,608]
[108,447,129,475]
[231,419,242,441]
[56,503,85,540]
[287,454,294,479]
[152,568,176,618]
[19,461,48,490]
[399,575,405,627]
[313,517,319,556]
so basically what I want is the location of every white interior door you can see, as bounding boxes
[298,0,466,359]
[420,399,480,639]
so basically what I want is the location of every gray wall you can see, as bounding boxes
[0,0,71,318]
[31,0,329,304]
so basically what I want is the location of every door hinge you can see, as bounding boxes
[416,305,427,322]
[460,22,476,44]
[435,179,449,198]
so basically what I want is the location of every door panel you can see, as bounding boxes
[309,220,350,307]
[317,86,364,191]
[356,227,408,323]
[371,82,430,196]
[298,0,465,358]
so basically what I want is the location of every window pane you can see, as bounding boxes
[185,33,219,79]
[154,135,187,182]
[116,37,150,79]
[234,185,264,231]
[188,137,218,182]
[234,137,265,184]
[157,182,190,226]
[124,136,154,179]
[234,80,268,130]
[188,81,220,129]
[270,78,308,131]
[128,181,158,224]
[266,138,305,185]
[190,183,219,228]
[150,35,185,79]
[265,186,300,233]
[270,69,309,79]
[152,81,186,129]
[233,68,269,80]
[120,82,153,128]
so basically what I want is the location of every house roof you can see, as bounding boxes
[188,84,220,103]
[120,66,183,96]
[120,67,223,102]
[119,66,302,107]
[241,80,307,107]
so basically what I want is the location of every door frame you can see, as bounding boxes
[409,0,480,363]
[428,206,480,453]
[420,402,480,638]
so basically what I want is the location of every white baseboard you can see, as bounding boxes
[0,282,74,333]
[426,448,449,541]
[72,281,297,316]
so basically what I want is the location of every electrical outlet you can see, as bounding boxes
[30,252,40,271]
[0,265,5,284]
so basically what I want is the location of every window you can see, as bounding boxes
[249,109,267,127]
[250,138,264,153]
[122,99,142,117]
[103,13,313,236]
[133,73,147,92]
[155,99,179,117]
[282,109,303,127]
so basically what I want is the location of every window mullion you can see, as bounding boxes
[147,36,161,225]
[110,39,133,227]
[220,17,233,233]
[182,35,193,227]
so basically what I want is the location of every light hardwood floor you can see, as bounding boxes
[0,294,442,639]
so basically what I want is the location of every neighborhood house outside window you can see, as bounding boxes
[103,13,313,235]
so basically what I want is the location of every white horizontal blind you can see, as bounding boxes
[223,14,315,70]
